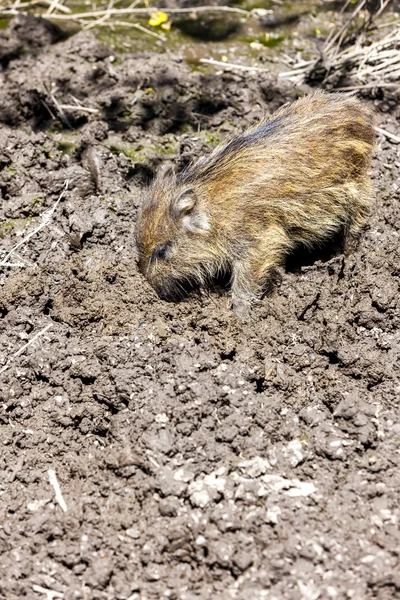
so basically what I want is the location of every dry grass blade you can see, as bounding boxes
[48,469,68,512]
[335,82,399,90]
[376,126,400,143]
[279,0,399,90]
[83,18,165,40]
[0,180,68,269]
[32,584,64,600]
[0,323,53,375]
[3,0,71,13]
[0,4,254,19]
[57,103,99,113]
[45,0,66,15]
[324,0,367,55]
[199,58,270,72]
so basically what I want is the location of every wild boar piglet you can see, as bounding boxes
[136,90,375,316]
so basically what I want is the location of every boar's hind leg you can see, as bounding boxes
[343,182,372,256]
[344,209,370,256]
[231,225,292,318]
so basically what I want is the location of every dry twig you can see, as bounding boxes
[57,103,99,113]
[0,4,253,19]
[0,323,53,375]
[84,18,165,40]
[280,0,399,90]
[199,58,269,72]
[5,0,71,13]
[48,469,68,512]
[32,584,64,600]
[0,180,68,269]
[45,0,68,15]
[376,126,400,143]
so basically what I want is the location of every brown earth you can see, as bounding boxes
[0,15,400,600]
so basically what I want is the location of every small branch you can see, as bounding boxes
[126,21,165,40]
[324,0,367,54]
[280,10,400,89]
[278,65,314,78]
[48,469,68,512]
[0,323,53,375]
[82,11,110,29]
[199,58,269,72]
[0,261,28,268]
[0,180,68,269]
[3,0,71,13]
[336,82,399,90]
[12,251,37,268]
[376,126,400,144]
[58,104,99,114]
[32,584,64,600]
[87,19,165,40]
[1,5,253,19]
[45,84,72,129]
[45,0,67,15]
[375,19,400,30]
[374,0,392,20]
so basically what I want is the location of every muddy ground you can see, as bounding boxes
[0,12,400,600]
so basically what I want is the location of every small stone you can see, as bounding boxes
[285,481,317,497]
[266,506,281,524]
[155,413,169,424]
[145,564,162,581]
[238,456,271,478]
[157,428,174,454]
[195,535,207,546]
[190,489,211,508]
[174,468,194,483]
[54,395,67,407]
[287,440,304,467]
[86,557,113,589]
[154,319,168,338]
[158,467,187,497]
[126,527,141,539]
[210,541,234,568]
[203,470,226,492]
[233,550,253,572]
[27,499,48,512]
[159,497,179,517]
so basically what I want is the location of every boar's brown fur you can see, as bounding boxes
[135,90,375,316]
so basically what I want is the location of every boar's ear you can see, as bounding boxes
[174,188,197,216]
[157,163,175,181]
[173,189,210,235]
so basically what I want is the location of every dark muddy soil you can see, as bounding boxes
[1,14,400,600]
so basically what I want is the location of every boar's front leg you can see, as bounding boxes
[230,225,292,318]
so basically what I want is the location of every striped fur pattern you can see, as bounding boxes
[135,90,375,316]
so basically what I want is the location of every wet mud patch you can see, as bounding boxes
[1,20,400,600]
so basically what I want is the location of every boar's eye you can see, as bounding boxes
[150,242,173,264]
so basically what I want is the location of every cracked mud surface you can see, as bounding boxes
[0,17,400,600]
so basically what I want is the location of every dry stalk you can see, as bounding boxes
[48,469,68,512]
[83,18,165,40]
[45,0,68,15]
[376,126,400,143]
[280,0,399,90]
[57,103,99,113]
[324,0,368,55]
[335,82,399,90]
[0,4,254,19]
[32,584,64,600]
[5,0,71,13]
[0,323,53,375]
[0,180,68,269]
[199,58,269,72]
